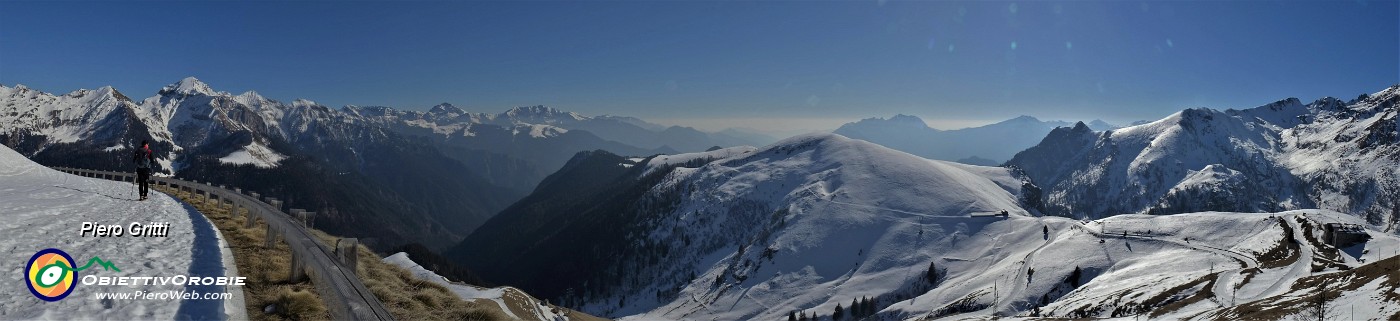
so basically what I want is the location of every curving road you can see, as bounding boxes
[56,167,394,321]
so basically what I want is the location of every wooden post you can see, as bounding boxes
[335,238,359,272]
[232,200,243,219]
[288,249,307,282]
[264,220,278,248]
[244,208,259,229]
[290,209,306,226]
[302,211,316,228]
[291,210,316,228]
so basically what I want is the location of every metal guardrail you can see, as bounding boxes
[54,167,394,321]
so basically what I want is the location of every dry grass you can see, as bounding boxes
[303,225,611,321]
[355,244,506,321]
[293,226,504,320]
[157,187,330,321]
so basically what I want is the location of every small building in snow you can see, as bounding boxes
[1321,223,1369,248]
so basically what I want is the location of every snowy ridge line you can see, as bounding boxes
[53,167,395,321]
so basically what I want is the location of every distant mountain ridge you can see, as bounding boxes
[1008,85,1400,232]
[1,78,527,249]
[343,103,774,190]
[833,114,1117,164]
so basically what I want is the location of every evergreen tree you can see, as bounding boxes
[799,311,807,321]
[851,298,860,317]
[926,261,939,283]
[834,303,844,320]
[788,311,797,321]
[864,296,875,316]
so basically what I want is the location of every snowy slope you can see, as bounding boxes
[216,141,285,168]
[0,145,240,320]
[876,210,1400,320]
[539,133,1030,319]
[641,145,758,176]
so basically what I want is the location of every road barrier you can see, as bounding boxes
[53,167,394,321]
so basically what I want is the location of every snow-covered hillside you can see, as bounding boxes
[454,133,1036,318]
[890,210,1399,320]
[457,131,1400,320]
[606,133,1030,319]
[615,135,1400,320]
[0,145,242,320]
[1007,85,1400,231]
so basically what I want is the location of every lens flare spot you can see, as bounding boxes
[1011,41,1018,50]
[1167,39,1174,48]
[1009,3,1018,14]
[1066,42,1073,50]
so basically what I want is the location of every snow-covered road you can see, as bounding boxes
[0,145,240,320]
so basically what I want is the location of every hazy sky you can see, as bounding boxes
[1,1,1396,132]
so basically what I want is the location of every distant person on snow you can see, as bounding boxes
[133,140,154,201]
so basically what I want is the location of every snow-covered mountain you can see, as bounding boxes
[1007,85,1400,232]
[1,78,520,250]
[833,114,1117,164]
[451,132,1400,320]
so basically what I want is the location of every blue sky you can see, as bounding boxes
[1,1,1396,132]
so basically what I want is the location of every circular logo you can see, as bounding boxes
[26,248,77,301]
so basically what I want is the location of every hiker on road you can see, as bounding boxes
[133,140,155,201]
